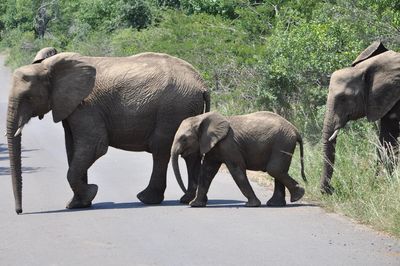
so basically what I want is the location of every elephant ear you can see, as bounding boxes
[198,112,230,155]
[351,41,388,67]
[32,47,58,64]
[44,53,96,123]
[365,52,400,121]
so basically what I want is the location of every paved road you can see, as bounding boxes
[0,55,399,266]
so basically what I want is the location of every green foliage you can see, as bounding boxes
[1,0,400,236]
[73,0,153,32]
[180,0,240,19]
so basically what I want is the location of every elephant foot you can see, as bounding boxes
[180,192,196,204]
[266,196,286,207]
[189,197,207,207]
[290,186,305,202]
[245,198,261,207]
[137,188,164,204]
[320,183,334,195]
[66,184,98,209]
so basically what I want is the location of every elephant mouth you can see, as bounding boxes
[181,150,191,158]
[181,148,196,158]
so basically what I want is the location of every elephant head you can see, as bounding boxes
[7,52,96,213]
[321,41,400,193]
[171,112,229,193]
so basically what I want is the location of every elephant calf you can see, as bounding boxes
[171,111,307,207]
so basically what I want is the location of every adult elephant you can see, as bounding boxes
[6,49,210,214]
[320,41,400,194]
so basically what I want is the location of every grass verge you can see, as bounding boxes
[249,124,400,238]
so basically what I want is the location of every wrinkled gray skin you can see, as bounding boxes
[7,49,210,214]
[171,111,307,207]
[321,41,400,194]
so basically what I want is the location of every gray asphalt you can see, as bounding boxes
[0,55,399,266]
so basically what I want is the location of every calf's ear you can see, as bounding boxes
[197,112,230,155]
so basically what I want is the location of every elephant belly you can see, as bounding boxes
[244,150,271,172]
[108,129,151,152]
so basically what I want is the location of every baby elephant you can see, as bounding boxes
[171,111,306,207]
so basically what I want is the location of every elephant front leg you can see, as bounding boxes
[180,153,202,204]
[137,152,169,204]
[266,179,286,207]
[63,122,98,209]
[190,160,221,207]
[378,115,400,174]
[66,158,98,209]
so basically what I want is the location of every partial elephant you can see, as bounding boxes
[32,47,58,64]
[320,41,400,194]
[171,111,306,207]
[7,50,210,214]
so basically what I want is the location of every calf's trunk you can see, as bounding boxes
[171,147,188,194]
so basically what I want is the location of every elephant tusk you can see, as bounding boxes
[14,126,23,137]
[4,131,7,137]
[328,129,339,142]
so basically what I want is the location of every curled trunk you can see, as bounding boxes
[7,99,23,214]
[320,110,337,194]
[171,150,187,194]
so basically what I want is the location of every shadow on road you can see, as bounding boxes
[23,199,318,215]
[203,202,319,208]
[0,143,41,175]
[0,166,42,176]
[23,200,181,215]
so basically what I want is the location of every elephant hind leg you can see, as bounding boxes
[137,151,169,204]
[266,179,286,207]
[267,170,304,203]
[266,156,304,204]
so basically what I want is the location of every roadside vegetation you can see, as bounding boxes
[1,0,399,236]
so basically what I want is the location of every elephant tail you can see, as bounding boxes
[203,90,210,113]
[297,134,307,183]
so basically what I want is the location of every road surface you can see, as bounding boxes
[0,55,399,266]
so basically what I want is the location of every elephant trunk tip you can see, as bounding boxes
[16,207,22,214]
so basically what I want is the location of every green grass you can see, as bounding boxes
[248,118,400,237]
[286,124,400,237]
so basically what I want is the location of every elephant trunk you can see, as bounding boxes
[320,109,337,194]
[6,98,23,214]
[171,145,188,194]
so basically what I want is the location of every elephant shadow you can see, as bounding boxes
[23,199,318,215]
[203,201,319,209]
[0,143,41,175]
